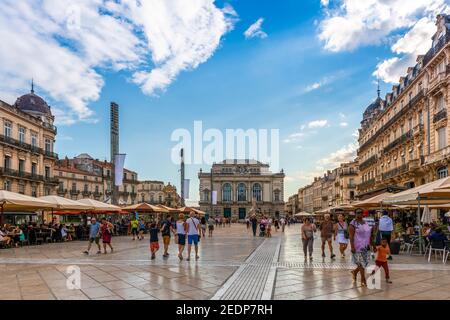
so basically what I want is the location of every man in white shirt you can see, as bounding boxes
[378,211,394,260]
[280,217,286,232]
[186,212,201,261]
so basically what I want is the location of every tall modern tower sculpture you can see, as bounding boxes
[110,102,119,205]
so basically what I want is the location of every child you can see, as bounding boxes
[371,237,392,284]
[149,223,160,260]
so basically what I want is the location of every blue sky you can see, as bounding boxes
[1,0,447,203]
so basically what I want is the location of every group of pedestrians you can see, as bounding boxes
[83,217,114,255]
[247,215,286,237]
[300,210,393,287]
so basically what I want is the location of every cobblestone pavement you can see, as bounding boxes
[0,224,449,300]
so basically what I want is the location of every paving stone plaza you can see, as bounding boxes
[1,224,449,300]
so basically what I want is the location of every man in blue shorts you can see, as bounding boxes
[83,217,101,255]
[186,212,201,261]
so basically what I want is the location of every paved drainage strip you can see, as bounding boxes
[211,238,281,300]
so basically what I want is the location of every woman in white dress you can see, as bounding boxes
[334,214,349,258]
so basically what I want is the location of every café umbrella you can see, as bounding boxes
[122,203,170,213]
[39,195,94,211]
[421,205,432,224]
[178,207,206,216]
[77,198,122,212]
[294,212,314,217]
[0,190,56,225]
[382,177,450,254]
[352,192,395,208]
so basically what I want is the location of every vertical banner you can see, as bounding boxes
[114,154,126,186]
[212,191,217,205]
[184,179,190,199]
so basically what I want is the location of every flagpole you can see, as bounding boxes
[180,148,185,207]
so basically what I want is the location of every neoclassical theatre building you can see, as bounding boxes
[357,14,450,198]
[198,159,285,219]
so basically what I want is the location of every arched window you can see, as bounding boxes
[141,193,145,203]
[237,183,247,201]
[438,166,448,179]
[150,193,155,203]
[252,183,262,202]
[222,183,232,202]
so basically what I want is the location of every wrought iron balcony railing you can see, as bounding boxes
[433,109,447,123]
[359,155,377,171]
[383,131,413,154]
[382,164,409,180]
[358,178,375,190]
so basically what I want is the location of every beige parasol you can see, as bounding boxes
[39,195,94,211]
[78,198,121,212]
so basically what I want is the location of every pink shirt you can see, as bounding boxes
[350,219,372,252]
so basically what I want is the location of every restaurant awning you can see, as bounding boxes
[352,192,395,208]
[122,203,170,213]
[0,190,56,211]
[383,177,450,205]
[156,204,181,213]
[316,204,354,213]
[178,207,206,216]
[77,198,122,212]
[294,211,314,217]
[39,195,94,211]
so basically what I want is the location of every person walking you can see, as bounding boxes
[280,217,286,233]
[200,217,207,238]
[138,218,146,240]
[246,218,250,230]
[149,222,160,260]
[334,214,349,258]
[160,215,175,258]
[349,209,373,287]
[371,237,393,284]
[267,218,272,238]
[378,211,393,260]
[208,218,214,237]
[83,217,101,255]
[301,218,316,261]
[100,218,114,254]
[250,215,258,237]
[186,212,201,261]
[320,214,336,259]
[130,217,139,241]
[176,214,187,261]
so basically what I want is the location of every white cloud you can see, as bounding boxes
[308,120,328,128]
[318,0,449,85]
[318,0,447,53]
[304,82,322,93]
[0,0,237,123]
[339,122,349,127]
[317,142,358,169]
[321,0,330,7]
[244,18,268,39]
[373,17,437,83]
[302,73,342,93]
